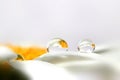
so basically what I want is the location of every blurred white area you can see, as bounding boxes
[0,0,120,49]
[0,46,17,61]
[10,61,76,80]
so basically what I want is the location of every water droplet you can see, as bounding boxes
[77,39,95,53]
[47,38,68,52]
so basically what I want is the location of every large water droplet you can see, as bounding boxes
[47,38,68,52]
[77,39,95,53]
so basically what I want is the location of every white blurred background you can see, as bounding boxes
[0,0,120,49]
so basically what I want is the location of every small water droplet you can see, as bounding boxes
[47,38,68,52]
[77,39,95,53]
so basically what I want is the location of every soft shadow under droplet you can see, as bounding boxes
[95,46,112,54]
